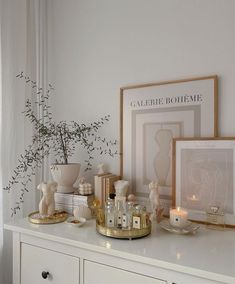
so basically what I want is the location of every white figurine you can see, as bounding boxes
[97,163,106,175]
[149,180,160,222]
[37,181,58,216]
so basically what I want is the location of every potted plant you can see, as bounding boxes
[4,72,118,214]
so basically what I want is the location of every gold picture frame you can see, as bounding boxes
[173,137,235,227]
[120,76,218,212]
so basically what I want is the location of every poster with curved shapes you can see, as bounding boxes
[173,138,235,227]
[121,76,218,214]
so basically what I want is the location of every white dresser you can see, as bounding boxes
[4,219,235,284]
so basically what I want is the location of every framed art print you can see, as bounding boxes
[120,76,218,212]
[173,138,235,227]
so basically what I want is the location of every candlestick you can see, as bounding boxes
[170,207,188,228]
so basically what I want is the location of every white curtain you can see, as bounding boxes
[0,1,46,283]
[0,1,3,283]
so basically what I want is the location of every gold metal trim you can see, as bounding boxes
[28,210,68,224]
[96,223,151,239]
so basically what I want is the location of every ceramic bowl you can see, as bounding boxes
[66,216,86,227]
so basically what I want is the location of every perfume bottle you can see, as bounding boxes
[127,201,134,229]
[141,206,147,228]
[132,205,142,229]
[122,203,128,229]
[206,205,225,230]
[105,203,115,228]
[116,199,124,228]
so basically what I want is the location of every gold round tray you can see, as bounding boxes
[28,210,68,224]
[96,223,151,239]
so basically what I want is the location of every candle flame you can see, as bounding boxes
[177,206,180,212]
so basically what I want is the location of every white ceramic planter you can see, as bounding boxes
[50,163,81,193]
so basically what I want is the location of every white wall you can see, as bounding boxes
[47,0,235,179]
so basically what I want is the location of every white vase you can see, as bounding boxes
[50,163,81,193]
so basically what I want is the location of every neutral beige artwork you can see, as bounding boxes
[181,149,233,213]
[143,122,182,188]
[154,129,173,186]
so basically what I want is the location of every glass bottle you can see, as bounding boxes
[127,201,134,230]
[122,203,128,229]
[105,203,115,228]
[141,206,147,228]
[116,199,124,228]
[132,204,142,229]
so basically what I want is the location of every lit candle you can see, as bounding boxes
[188,194,199,201]
[170,207,188,228]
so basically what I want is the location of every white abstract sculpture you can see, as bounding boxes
[149,180,161,222]
[37,181,58,216]
[114,180,129,197]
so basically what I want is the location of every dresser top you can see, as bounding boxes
[5,218,235,283]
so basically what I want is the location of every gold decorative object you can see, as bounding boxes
[90,198,101,217]
[28,210,68,224]
[96,222,151,240]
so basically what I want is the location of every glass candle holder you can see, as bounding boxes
[169,207,188,228]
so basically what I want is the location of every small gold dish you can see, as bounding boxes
[28,210,68,224]
[96,223,151,240]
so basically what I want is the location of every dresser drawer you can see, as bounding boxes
[84,260,167,284]
[21,243,79,284]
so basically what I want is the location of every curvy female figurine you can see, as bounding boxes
[37,181,58,216]
[149,180,163,222]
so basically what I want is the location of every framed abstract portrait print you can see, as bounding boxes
[173,138,235,227]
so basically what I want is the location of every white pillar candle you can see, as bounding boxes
[170,207,188,228]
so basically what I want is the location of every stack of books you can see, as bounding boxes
[55,192,94,215]
[94,173,120,206]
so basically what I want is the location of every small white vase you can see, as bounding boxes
[50,163,81,193]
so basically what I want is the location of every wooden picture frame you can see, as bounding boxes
[173,137,235,227]
[120,75,218,212]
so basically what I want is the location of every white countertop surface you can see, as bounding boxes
[4,218,235,283]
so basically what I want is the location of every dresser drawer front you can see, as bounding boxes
[84,260,166,284]
[21,243,79,284]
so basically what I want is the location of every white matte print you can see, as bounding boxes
[181,149,233,213]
